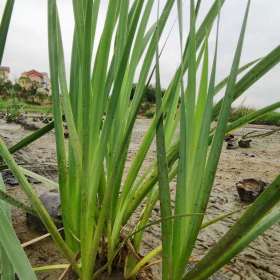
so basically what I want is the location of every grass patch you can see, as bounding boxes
[0,98,52,114]
[230,106,280,126]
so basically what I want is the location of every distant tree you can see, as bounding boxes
[0,78,13,98]
[13,82,24,99]
[145,85,157,103]
[130,83,164,104]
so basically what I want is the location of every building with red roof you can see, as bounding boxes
[19,69,50,94]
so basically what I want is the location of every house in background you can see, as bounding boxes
[41,72,50,90]
[18,75,32,90]
[0,66,10,81]
[18,69,51,95]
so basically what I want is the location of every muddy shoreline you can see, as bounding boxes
[1,117,280,280]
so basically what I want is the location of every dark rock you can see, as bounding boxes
[0,112,6,119]
[1,170,18,186]
[239,139,252,148]
[224,134,235,142]
[153,207,160,213]
[42,117,53,124]
[27,176,41,184]
[236,178,268,203]
[13,115,40,130]
[14,115,27,125]
[64,130,69,138]
[6,117,13,123]
[226,139,238,150]
[26,191,62,233]
[242,152,255,158]
[1,170,41,187]
[42,118,49,124]
[22,122,39,131]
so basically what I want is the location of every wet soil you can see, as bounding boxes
[0,118,280,280]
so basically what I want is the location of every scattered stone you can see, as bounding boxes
[27,176,41,184]
[242,152,256,158]
[13,115,40,130]
[42,117,52,124]
[224,134,235,142]
[14,114,27,125]
[153,207,160,214]
[236,178,268,203]
[1,170,41,187]
[42,118,49,124]
[1,170,18,186]
[226,139,238,150]
[22,121,39,130]
[239,139,252,148]
[63,123,69,138]
[26,191,62,233]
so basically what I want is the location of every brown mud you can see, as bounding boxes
[0,118,280,280]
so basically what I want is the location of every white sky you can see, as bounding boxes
[0,0,279,108]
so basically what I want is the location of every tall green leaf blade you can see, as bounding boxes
[106,0,175,258]
[0,187,36,215]
[203,0,251,208]
[172,0,197,275]
[0,0,14,64]
[173,1,251,278]
[120,0,225,213]
[48,0,71,248]
[214,58,261,95]
[213,45,280,117]
[8,122,54,154]
[0,174,15,280]
[184,174,280,280]
[0,212,36,280]
[0,138,77,271]
[155,1,173,277]
[227,101,280,132]
[0,175,36,280]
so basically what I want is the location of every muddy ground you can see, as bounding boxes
[0,117,279,280]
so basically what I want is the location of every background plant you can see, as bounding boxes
[230,106,280,126]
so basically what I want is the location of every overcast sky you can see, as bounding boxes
[0,0,279,108]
